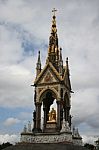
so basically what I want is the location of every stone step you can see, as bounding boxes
[3,143,88,150]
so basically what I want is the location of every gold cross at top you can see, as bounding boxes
[52,8,57,16]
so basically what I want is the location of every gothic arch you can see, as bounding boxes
[39,88,58,103]
[37,89,58,128]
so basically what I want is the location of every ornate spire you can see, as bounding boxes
[36,51,41,76]
[66,57,69,72]
[37,51,41,64]
[66,57,72,91]
[66,57,69,75]
[48,9,59,70]
[60,48,63,62]
[49,8,58,52]
[59,47,63,76]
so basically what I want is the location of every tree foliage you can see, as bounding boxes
[0,142,12,150]
[84,143,95,150]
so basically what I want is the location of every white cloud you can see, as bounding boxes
[0,24,36,108]
[83,135,97,145]
[0,25,23,64]
[71,88,99,132]
[4,118,20,126]
[0,134,19,144]
[0,63,33,107]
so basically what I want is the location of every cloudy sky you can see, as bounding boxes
[0,0,99,144]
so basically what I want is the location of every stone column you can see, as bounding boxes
[32,110,36,132]
[43,106,47,131]
[65,107,68,121]
[65,107,70,120]
[35,102,42,132]
[57,100,61,131]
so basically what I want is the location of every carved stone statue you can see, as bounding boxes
[48,108,56,122]
[60,120,70,133]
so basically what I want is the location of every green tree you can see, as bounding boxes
[84,143,95,150]
[0,142,12,150]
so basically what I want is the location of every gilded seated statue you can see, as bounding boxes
[48,108,56,122]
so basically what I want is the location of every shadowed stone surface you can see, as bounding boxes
[3,143,88,150]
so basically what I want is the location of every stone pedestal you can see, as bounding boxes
[20,132,72,144]
[44,122,57,133]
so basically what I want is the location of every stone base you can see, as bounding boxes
[32,128,42,133]
[20,132,72,144]
[43,122,57,133]
[21,121,83,146]
[72,136,83,146]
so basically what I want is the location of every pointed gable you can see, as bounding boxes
[34,61,62,85]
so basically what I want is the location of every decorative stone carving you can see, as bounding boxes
[23,125,27,133]
[53,86,58,92]
[38,88,44,94]
[73,127,81,138]
[44,72,53,83]
[21,132,72,143]
[72,127,82,146]
[60,120,70,133]
[28,121,31,132]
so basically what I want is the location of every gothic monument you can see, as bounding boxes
[20,9,82,145]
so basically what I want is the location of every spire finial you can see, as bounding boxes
[60,47,62,60]
[36,50,41,76]
[66,57,68,64]
[37,51,41,63]
[52,8,57,16]
[66,57,69,69]
[49,8,58,44]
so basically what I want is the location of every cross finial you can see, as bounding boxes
[52,8,57,16]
